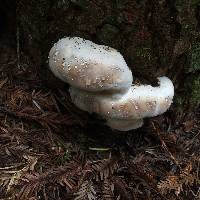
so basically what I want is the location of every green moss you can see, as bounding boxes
[55,149,73,165]
[134,45,157,69]
[174,95,185,107]
[188,76,200,106]
[184,75,200,108]
[175,0,199,37]
[176,0,200,9]
[135,46,152,61]
[97,24,119,44]
[54,0,70,9]
[70,0,88,8]
[174,75,200,111]
[189,42,200,72]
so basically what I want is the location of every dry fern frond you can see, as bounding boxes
[158,175,180,196]
[0,173,13,191]
[158,163,200,196]
[112,177,132,200]
[101,179,115,200]
[0,154,38,194]
[53,160,80,190]
[9,88,31,108]
[74,180,96,200]
[13,159,80,199]
[90,158,119,181]
[15,172,44,200]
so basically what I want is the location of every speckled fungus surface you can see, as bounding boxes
[49,37,174,131]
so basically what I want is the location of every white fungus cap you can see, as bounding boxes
[49,37,174,131]
[49,37,133,92]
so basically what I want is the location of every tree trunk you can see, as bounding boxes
[17,0,200,114]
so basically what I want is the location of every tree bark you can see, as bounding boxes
[17,0,200,113]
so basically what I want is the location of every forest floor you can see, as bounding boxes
[0,33,199,200]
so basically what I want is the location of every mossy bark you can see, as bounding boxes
[17,0,200,113]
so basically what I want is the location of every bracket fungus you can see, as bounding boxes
[49,37,174,131]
